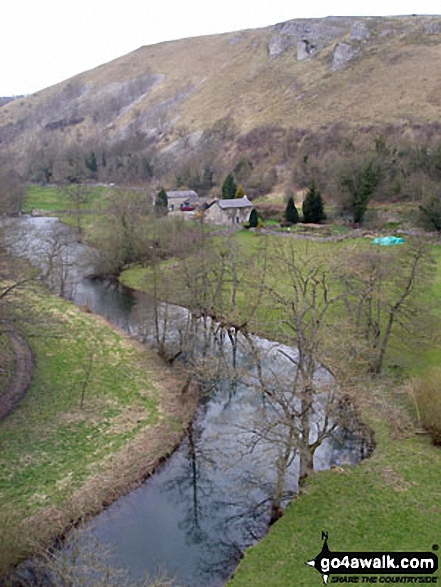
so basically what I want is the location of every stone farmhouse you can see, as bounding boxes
[204,197,254,225]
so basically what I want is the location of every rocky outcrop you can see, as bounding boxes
[268,17,350,59]
[296,39,319,61]
[332,43,359,71]
[350,21,371,40]
[425,21,441,35]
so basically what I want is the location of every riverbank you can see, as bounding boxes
[119,231,441,585]
[0,281,198,576]
[226,378,441,585]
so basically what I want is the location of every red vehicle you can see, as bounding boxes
[180,202,195,211]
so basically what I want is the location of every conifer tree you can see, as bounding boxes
[221,173,237,199]
[156,187,168,214]
[302,183,326,224]
[285,196,299,224]
[249,208,258,228]
[85,151,98,175]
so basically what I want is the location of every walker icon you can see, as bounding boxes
[306,533,438,585]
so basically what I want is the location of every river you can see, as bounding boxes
[4,216,369,587]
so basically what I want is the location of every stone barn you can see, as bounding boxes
[204,197,254,226]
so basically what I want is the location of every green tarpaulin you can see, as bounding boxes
[372,236,405,246]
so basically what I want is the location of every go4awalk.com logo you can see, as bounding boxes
[306,533,439,585]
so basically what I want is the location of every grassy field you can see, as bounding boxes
[121,229,441,368]
[23,184,111,214]
[0,281,196,574]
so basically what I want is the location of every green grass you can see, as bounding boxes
[0,282,189,572]
[23,184,111,214]
[228,412,441,586]
[121,232,441,370]
[0,332,14,397]
[0,288,157,509]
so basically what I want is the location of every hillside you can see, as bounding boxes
[2,15,441,197]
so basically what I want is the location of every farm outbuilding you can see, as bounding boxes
[204,197,254,226]
[166,190,200,212]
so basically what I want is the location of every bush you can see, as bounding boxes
[249,208,258,228]
[410,369,441,445]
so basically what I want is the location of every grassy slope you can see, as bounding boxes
[3,17,441,151]
[0,282,195,573]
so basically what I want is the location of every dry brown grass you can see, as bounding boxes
[409,368,441,445]
[3,15,441,157]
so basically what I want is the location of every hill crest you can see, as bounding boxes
[1,14,441,196]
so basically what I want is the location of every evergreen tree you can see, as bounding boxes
[235,185,245,199]
[340,160,381,224]
[284,196,299,224]
[302,183,326,224]
[248,208,258,228]
[156,187,168,214]
[221,173,237,199]
[85,151,98,174]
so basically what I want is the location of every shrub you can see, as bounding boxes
[235,185,245,199]
[249,208,258,228]
[410,368,441,445]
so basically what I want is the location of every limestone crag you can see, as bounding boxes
[268,17,351,59]
[350,21,371,41]
[332,43,359,71]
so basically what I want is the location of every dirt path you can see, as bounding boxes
[0,323,33,421]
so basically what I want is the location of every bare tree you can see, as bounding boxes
[40,224,76,298]
[0,168,25,216]
[342,240,434,374]
[7,530,178,587]
[61,181,92,242]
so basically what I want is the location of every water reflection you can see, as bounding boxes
[4,217,369,587]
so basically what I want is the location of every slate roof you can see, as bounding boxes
[166,190,199,199]
[217,196,253,209]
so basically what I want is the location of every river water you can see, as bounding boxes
[5,216,369,587]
